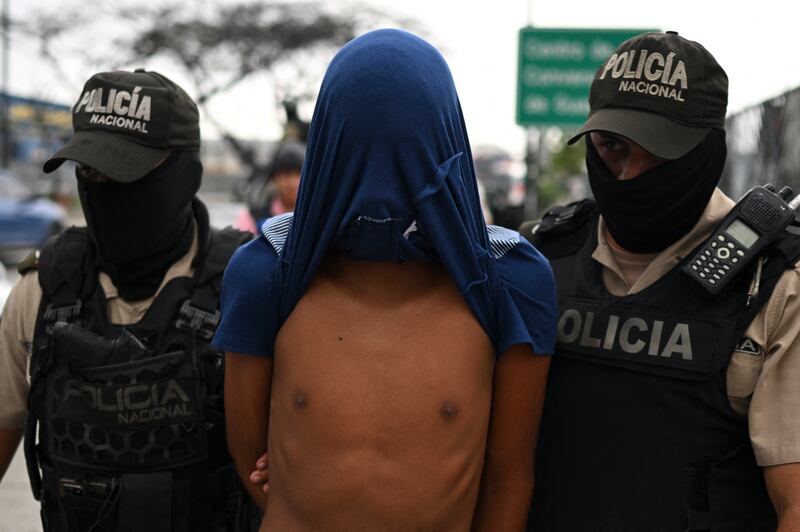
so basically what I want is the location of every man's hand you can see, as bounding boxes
[250,452,269,495]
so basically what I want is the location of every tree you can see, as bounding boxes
[537,131,587,213]
[18,0,422,178]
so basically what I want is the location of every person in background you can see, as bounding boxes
[235,141,305,234]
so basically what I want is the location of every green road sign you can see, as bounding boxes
[516,27,656,127]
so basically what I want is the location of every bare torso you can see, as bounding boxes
[261,252,495,531]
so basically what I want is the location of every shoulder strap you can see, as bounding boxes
[198,227,251,288]
[37,227,95,327]
[176,226,250,340]
[519,199,598,247]
[774,225,800,266]
[519,200,599,259]
[28,228,96,502]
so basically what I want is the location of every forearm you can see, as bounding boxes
[472,463,534,532]
[472,346,549,531]
[228,424,269,510]
[777,506,800,532]
[765,463,800,532]
[224,352,273,511]
[774,489,800,532]
[0,427,23,482]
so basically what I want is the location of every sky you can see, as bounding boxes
[9,0,800,157]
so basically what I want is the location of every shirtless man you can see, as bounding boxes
[213,29,557,531]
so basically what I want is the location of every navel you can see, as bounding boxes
[440,401,459,421]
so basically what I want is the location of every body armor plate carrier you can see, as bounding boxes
[24,201,255,532]
[522,200,800,531]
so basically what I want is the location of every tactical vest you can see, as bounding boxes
[523,200,800,532]
[24,203,255,532]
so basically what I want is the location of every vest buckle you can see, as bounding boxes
[42,300,82,331]
[176,300,220,340]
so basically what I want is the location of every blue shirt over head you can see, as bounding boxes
[213,29,557,358]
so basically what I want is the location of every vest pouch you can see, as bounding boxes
[41,469,183,532]
[42,349,209,473]
[57,475,119,532]
[35,465,119,532]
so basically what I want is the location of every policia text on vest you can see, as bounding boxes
[523,196,800,530]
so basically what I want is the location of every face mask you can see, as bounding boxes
[585,129,727,253]
[77,151,202,300]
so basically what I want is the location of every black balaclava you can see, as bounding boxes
[585,129,727,253]
[77,150,202,301]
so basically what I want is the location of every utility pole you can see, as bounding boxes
[524,0,540,220]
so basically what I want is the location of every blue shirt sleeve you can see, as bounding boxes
[212,236,280,357]
[494,236,558,356]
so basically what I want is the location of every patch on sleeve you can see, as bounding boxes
[734,337,763,356]
[487,225,520,259]
[260,213,294,253]
[17,249,40,275]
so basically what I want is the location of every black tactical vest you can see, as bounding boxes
[523,200,800,531]
[24,201,255,532]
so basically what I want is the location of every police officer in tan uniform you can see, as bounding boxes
[523,31,800,530]
[0,69,252,531]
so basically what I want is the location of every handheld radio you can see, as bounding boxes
[682,185,797,295]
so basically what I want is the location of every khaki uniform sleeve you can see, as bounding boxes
[0,272,41,429]
[748,265,800,466]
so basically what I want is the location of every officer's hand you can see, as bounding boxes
[249,452,269,494]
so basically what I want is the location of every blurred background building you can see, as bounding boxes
[721,86,800,199]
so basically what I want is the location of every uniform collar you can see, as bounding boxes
[592,187,734,295]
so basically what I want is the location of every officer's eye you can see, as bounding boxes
[77,165,112,183]
[591,131,630,156]
[593,133,628,153]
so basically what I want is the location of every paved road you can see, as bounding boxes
[0,447,40,532]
